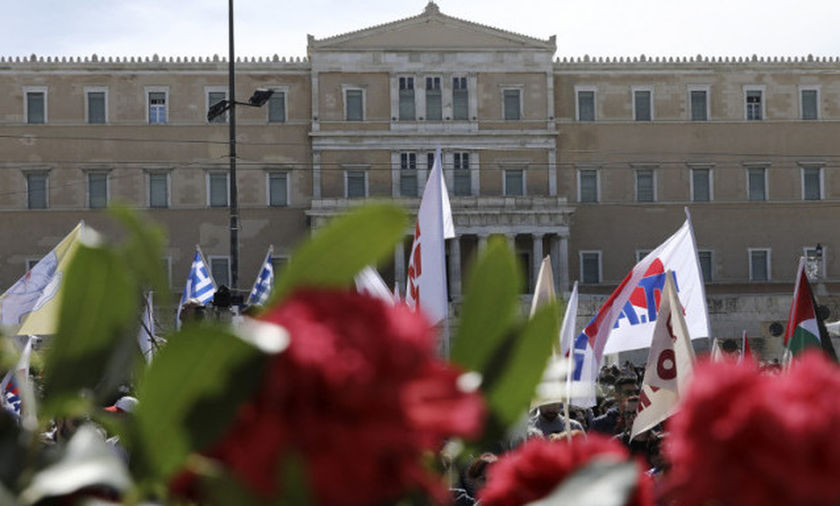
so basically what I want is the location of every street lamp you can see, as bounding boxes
[205,0,274,295]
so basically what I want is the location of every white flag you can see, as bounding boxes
[355,266,396,305]
[631,270,696,440]
[530,256,555,318]
[405,148,455,325]
[568,213,709,385]
[709,338,724,362]
[560,281,597,408]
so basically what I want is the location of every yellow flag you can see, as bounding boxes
[0,223,84,335]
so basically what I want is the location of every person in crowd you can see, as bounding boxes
[529,401,585,438]
[591,374,638,434]
[451,453,498,505]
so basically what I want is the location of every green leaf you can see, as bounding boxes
[43,244,139,414]
[483,303,559,427]
[131,326,266,482]
[451,238,521,373]
[270,204,407,303]
[109,206,169,299]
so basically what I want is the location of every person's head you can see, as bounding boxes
[538,401,563,420]
[466,453,497,493]
[621,395,640,428]
[614,375,638,401]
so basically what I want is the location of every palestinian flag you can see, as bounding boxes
[784,258,824,356]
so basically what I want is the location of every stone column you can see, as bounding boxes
[394,239,406,298]
[506,233,517,252]
[478,233,489,253]
[532,233,545,289]
[554,234,570,293]
[448,236,461,297]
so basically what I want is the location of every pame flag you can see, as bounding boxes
[570,215,709,380]
[248,247,274,306]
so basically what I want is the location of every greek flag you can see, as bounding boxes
[177,249,216,326]
[247,247,274,306]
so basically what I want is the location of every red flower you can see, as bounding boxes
[665,351,840,506]
[479,435,654,506]
[173,289,484,505]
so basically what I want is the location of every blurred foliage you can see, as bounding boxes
[0,204,567,505]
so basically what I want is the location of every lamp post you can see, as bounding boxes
[207,0,273,295]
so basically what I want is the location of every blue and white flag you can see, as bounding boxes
[1,336,33,420]
[177,248,216,326]
[247,247,274,306]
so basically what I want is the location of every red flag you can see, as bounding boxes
[741,330,753,363]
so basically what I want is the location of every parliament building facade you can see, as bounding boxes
[2,3,839,354]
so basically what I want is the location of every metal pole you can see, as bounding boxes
[228,0,239,290]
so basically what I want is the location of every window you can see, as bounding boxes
[346,170,367,198]
[268,91,286,123]
[578,169,599,203]
[745,88,764,121]
[207,90,228,123]
[689,87,709,121]
[804,246,826,278]
[85,88,107,124]
[453,77,468,120]
[88,172,108,209]
[427,152,436,171]
[453,152,471,196]
[268,172,288,206]
[802,166,823,200]
[698,250,713,282]
[800,87,819,120]
[503,89,521,120]
[208,172,229,207]
[691,167,712,202]
[425,77,441,121]
[504,168,524,196]
[24,88,47,124]
[749,249,770,281]
[26,258,41,272]
[580,251,601,284]
[399,77,415,121]
[400,153,418,197]
[633,88,652,121]
[146,88,168,124]
[344,88,364,121]
[635,169,655,202]
[576,87,596,121]
[747,167,767,201]
[148,173,169,208]
[26,173,48,209]
[209,257,230,288]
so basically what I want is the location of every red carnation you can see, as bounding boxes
[479,435,653,506]
[173,289,484,505]
[665,351,840,506]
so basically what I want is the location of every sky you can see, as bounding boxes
[4,1,840,61]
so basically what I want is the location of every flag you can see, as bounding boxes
[784,257,832,357]
[560,281,597,408]
[569,213,709,382]
[355,266,396,305]
[1,336,34,419]
[138,292,157,364]
[631,271,696,440]
[1,222,84,335]
[709,338,724,362]
[405,147,455,326]
[177,247,216,327]
[740,330,753,363]
[530,256,555,318]
[247,247,274,306]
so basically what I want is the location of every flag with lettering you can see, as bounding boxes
[631,271,696,440]
[569,214,709,383]
[405,148,455,325]
[247,247,274,306]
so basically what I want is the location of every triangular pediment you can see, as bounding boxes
[309,2,555,52]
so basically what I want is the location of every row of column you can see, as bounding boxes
[394,232,569,298]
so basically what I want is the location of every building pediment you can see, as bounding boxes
[308,2,555,53]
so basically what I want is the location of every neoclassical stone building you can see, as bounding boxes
[2,3,839,352]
